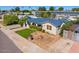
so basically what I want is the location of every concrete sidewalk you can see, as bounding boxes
[0,28,48,53]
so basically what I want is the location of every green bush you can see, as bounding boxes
[18,17,27,26]
[3,14,19,26]
[60,19,79,36]
[30,25,42,31]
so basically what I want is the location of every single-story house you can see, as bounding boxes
[68,16,79,21]
[17,13,26,19]
[27,16,65,35]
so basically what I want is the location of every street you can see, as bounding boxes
[0,30,22,53]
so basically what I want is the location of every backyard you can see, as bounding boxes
[16,25,41,38]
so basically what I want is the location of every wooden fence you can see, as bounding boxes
[63,30,79,42]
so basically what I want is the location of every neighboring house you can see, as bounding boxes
[68,16,79,21]
[17,13,26,19]
[27,16,64,35]
[33,11,79,17]
[18,14,26,19]
[63,24,79,42]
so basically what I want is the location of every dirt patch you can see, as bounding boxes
[28,31,61,51]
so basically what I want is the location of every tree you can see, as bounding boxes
[3,14,19,26]
[15,7,20,11]
[50,14,56,18]
[18,16,27,26]
[43,12,49,18]
[22,10,30,13]
[39,12,44,17]
[75,18,79,24]
[72,8,79,11]
[58,7,64,11]
[38,12,51,18]
[38,7,46,11]
[0,9,1,12]
[10,7,20,12]
[59,20,77,36]
[49,6,54,11]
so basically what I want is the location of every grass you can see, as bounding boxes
[16,28,36,38]
[16,25,42,38]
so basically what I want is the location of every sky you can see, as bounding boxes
[0,6,79,10]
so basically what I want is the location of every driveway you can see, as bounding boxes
[0,30,22,53]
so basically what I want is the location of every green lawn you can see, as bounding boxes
[16,25,42,38]
[16,29,36,38]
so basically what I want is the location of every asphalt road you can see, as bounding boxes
[0,30,22,53]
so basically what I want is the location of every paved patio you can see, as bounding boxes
[69,42,79,53]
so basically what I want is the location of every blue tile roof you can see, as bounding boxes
[27,16,65,27]
[49,19,64,27]
[28,17,49,24]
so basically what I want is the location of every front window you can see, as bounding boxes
[47,25,52,30]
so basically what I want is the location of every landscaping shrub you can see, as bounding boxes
[18,17,27,26]
[3,14,19,26]
[60,19,79,36]
[30,25,42,31]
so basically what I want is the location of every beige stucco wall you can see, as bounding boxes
[42,23,58,35]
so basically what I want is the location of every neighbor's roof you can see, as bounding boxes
[27,16,65,27]
[28,15,38,18]
[68,24,79,32]
[18,15,26,19]
[35,11,79,15]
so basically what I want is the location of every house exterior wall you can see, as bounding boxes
[23,21,29,28]
[42,23,58,35]
[32,11,36,16]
